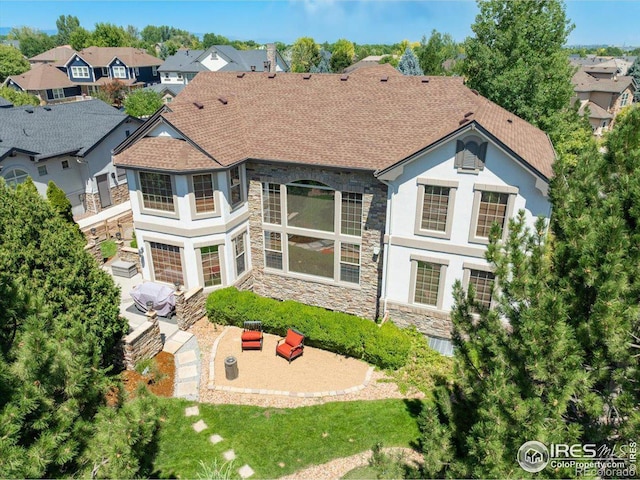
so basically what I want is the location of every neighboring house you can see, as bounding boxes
[0,100,141,215]
[143,83,186,104]
[113,71,554,354]
[158,44,288,85]
[569,54,636,76]
[572,69,637,135]
[4,46,162,104]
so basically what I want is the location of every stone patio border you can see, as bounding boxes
[207,326,374,397]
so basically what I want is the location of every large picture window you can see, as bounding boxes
[3,169,29,188]
[200,245,221,287]
[139,172,174,212]
[288,234,334,279]
[193,174,215,213]
[286,180,335,232]
[150,242,183,285]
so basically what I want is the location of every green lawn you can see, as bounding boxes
[153,397,422,479]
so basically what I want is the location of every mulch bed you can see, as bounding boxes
[120,351,176,398]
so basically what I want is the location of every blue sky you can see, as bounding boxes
[0,1,638,46]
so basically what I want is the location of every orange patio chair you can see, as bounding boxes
[241,321,263,351]
[275,329,305,363]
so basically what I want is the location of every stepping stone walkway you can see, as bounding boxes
[238,464,255,478]
[185,406,199,417]
[173,334,201,401]
[223,449,236,461]
[192,419,208,433]
[209,434,224,444]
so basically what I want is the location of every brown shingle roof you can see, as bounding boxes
[573,70,635,93]
[29,45,76,65]
[348,63,403,78]
[76,47,162,67]
[7,63,75,90]
[116,71,555,179]
[115,136,220,172]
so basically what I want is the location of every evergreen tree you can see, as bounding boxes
[627,57,640,102]
[310,55,331,73]
[397,47,423,76]
[425,214,589,478]
[551,105,640,443]
[0,181,152,478]
[46,180,75,226]
[462,0,575,131]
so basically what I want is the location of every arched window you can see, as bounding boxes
[3,169,29,188]
[455,136,488,171]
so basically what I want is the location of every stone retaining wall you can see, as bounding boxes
[235,273,254,292]
[386,301,452,339]
[118,245,142,272]
[119,311,163,370]
[84,236,103,264]
[175,287,206,331]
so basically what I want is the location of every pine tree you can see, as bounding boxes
[397,47,424,76]
[46,180,75,225]
[425,214,589,478]
[310,55,331,73]
[627,57,640,102]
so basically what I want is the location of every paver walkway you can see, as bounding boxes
[173,333,201,401]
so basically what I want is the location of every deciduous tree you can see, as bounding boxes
[92,22,129,47]
[0,86,39,106]
[290,37,320,73]
[462,0,575,131]
[0,45,30,82]
[124,89,163,118]
[55,14,80,46]
[69,27,92,51]
[9,26,55,58]
[416,29,458,75]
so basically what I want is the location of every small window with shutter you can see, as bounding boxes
[455,136,488,171]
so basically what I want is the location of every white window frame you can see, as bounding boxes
[228,165,244,209]
[469,184,518,245]
[2,168,29,187]
[71,66,90,78]
[112,66,127,79]
[152,66,158,76]
[137,171,179,218]
[263,231,283,270]
[101,67,108,76]
[51,88,64,100]
[462,262,497,312]
[197,243,224,288]
[415,178,458,240]
[232,231,247,277]
[189,173,220,219]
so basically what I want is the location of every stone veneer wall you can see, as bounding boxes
[175,287,206,330]
[84,236,103,263]
[84,183,130,215]
[386,302,452,339]
[119,311,163,370]
[245,163,387,320]
[118,245,142,273]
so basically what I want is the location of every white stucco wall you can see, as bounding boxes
[382,130,551,314]
[160,72,186,85]
[199,52,229,71]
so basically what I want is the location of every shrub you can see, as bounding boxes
[130,237,138,249]
[206,287,411,369]
[101,239,117,259]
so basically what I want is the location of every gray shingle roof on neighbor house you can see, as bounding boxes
[144,83,186,96]
[0,96,13,108]
[157,49,207,72]
[0,99,131,160]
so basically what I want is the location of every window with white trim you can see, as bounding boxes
[152,66,158,76]
[228,166,243,208]
[71,66,89,78]
[113,66,126,78]
[101,67,108,76]
[264,231,283,270]
[339,243,360,284]
[410,256,448,309]
[415,179,458,239]
[51,88,64,100]
[233,231,247,276]
[341,192,363,236]
[139,171,175,212]
[620,92,629,107]
[262,183,281,224]
[200,245,222,287]
[192,173,216,213]
[149,242,183,285]
[469,184,518,244]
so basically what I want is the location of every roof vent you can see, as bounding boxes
[303,74,311,80]
[44,106,52,111]
[193,102,204,110]
[380,76,388,82]
[237,72,245,78]
[218,96,228,105]
[507,119,513,124]
[250,65,256,72]
[421,77,429,83]
[464,111,473,118]
[459,117,470,125]
[25,108,34,113]
[340,74,349,81]
[471,89,479,96]
[268,73,276,78]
